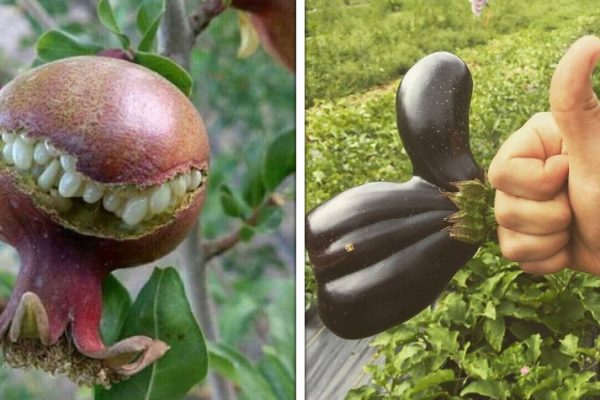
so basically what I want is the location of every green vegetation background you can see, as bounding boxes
[306,0,600,398]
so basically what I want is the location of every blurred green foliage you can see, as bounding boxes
[306,0,600,398]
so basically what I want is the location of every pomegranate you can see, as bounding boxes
[0,56,209,386]
[232,0,296,71]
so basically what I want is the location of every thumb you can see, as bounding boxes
[550,36,600,146]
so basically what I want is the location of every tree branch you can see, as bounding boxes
[203,193,286,261]
[189,0,227,37]
[16,0,57,30]
[158,0,196,68]
[159,3,233,399]
[182,226,233,400]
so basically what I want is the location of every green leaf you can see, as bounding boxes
[395,343,424,366]
[262,129,295,190]
[481,300,496,320]
[96,268,208,400]
[242,138,268,208]
[239,224,256,242]
[426,324,459,354]
[136,0,165,52]
[484,316,505,352]
[460,380,507,399]
[97,0,130,48]
[440,292,467,324]
[99,274,131,346]
[258,347,295,400]
[133,51,192,97]
[559,334,579,357]
[219,184,249,218]
[461,354,490,381]
[209,342,277,400]
[580,291,600,323]
[411,369,455,393]
[452,268,471,288]
[524,334,542,364]
[36,30,103,62]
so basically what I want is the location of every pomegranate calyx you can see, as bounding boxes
[80,335,170,376]
[8,292,51,343]
[1,291,170,387]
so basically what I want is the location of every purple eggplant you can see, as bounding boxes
[397,52,483,191]
[306,52,485,339]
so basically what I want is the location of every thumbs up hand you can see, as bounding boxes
[489,35,600,275]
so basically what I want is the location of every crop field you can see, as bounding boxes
[306,0,600,398]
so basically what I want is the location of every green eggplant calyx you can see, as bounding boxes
[444,177,496,245]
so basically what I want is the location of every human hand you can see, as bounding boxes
[489,35,600,275]
[489,112,571,274]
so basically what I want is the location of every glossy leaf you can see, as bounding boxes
[263,129,296,191]
[209,342,277,400]
[99,274,131,346]
[96,268,207,400]
[36,30,103,62]
[97,0,130,48]
[133,51,192,97]
[136,0,165,52]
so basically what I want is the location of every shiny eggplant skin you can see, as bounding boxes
[306,177,479,339]
[396,52,483,191]
[306,52,485,339]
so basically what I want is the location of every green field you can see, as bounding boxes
[306,1,600,398]
[307,0,597,105]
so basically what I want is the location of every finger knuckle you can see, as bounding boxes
[494,201,518,229]
[536,177,559,199]
[552,204,572,228]
[500,240,526,261]
[488,165,508,190]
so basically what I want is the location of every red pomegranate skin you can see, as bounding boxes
[0,56,209,186]
[0,173,204,354]
[0,56,209,376]
[232,0,296,71]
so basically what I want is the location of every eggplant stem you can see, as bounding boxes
[445,176,497,245]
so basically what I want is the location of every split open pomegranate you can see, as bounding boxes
[0,56,209,386]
